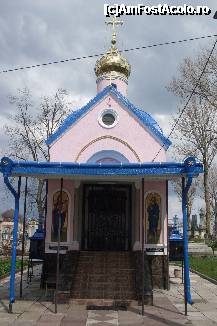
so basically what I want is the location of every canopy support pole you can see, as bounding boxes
[141,177,145,316]
[41,179,48,288]
[20,177,28,298]
[4,176,21,313]
[55,178,63,314]
[182,175,193,316]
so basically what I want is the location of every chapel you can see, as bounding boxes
[43,17,171,303]
[0,18,203,312]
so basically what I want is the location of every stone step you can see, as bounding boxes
[73,275,134,282]
[75,269,135,275]
[70,251,137,301]
[69,298,136,307]
[70,290,136,300]
[188,242,213,254]
[72,283,135,290]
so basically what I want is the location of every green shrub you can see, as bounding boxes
[0,258,28,277]
[208,240,217,255]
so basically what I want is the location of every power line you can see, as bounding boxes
[152,36,217,162]
[0,33,216,75]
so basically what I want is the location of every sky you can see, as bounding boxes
[0,0,216,218]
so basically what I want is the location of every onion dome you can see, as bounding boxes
[95,44,131,80]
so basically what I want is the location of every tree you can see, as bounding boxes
[171,178,198,231]
[168,48,217,109]
[168,49,217,237]
[4,88,70,223]
[208,165,217,237]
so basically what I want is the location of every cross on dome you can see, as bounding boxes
[105,16,124,48]
[94,17,131,86]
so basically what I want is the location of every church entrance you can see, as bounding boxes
[82,184,131,251]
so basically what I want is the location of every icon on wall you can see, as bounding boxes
[51,191,69,242]
[146,192,161,244]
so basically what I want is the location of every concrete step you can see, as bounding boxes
[188,242,213,254]
[71,251,137,300]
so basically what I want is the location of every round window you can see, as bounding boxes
[102,113,115,126]
[98,109,118,129]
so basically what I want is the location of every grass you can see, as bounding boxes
[0,257,28,278]
[189,256,217,281]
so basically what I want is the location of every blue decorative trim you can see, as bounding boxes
[0,156,203,178]
[46,85,172,149]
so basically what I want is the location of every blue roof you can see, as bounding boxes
[30,228,44,240]
[46,85,171,149]
[169,230,183,241]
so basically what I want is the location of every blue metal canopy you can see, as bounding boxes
[0,155,203,311]
[0,156,203,178]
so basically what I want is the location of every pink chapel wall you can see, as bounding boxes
[49,94,166,163]
[45,179,79,252]
[45,180,167,252]
[47,93,168,251]
[97,78,128,97]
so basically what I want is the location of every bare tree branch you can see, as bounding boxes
[168,49,217,237]
[4,88,70,222]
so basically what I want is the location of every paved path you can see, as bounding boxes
[166,265,217,326]
[0,264,216,325]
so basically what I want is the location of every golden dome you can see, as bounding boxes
[95,17,131,80]
[95,44,131,79]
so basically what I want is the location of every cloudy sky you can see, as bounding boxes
[0,0,216,218]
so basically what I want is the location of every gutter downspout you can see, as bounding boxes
[4,175,21,313]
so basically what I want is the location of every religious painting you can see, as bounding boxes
[51,191,69,242]
[146,193,161,244]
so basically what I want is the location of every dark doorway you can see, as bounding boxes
[82,184,131,251]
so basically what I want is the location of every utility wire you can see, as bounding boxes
[152,36,217,162]
[0,34,216,74]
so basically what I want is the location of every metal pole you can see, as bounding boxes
[182,176,193,315]
[55,178,63,314]
[4,176,21,313]
[41,180,48,288]
[20,177,28,298]
[182,259,184,284]
[44,180,48,241]
[141,178,145,316]
[182,177,187,316]
[166,180,169,290]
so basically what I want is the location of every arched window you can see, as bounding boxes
[145,192,161,244]
[51,191,69,242]
[96,157,120,163]
[87,150,129,163]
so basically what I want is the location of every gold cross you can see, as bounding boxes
[105,16,123,46]
[105,16,123,32]
[109,71,112,85]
